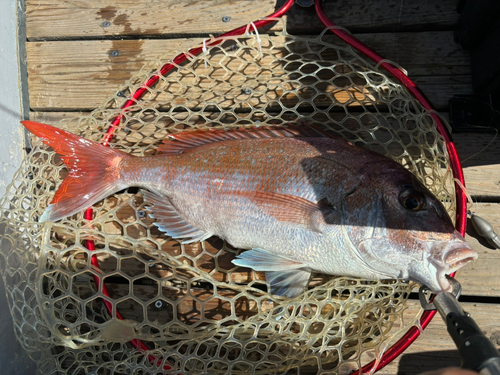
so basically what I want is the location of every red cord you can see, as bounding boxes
[313,0,467,373]
[81,0,296,371]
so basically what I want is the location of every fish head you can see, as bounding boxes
[340,169,477,293]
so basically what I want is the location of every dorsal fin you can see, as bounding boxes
[157,123,328,155]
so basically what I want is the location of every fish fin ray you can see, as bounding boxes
[22,121,131,222]
[157,124,324,155]
[142,189,211,242]
[232,248,304,271]
[181,232,213,244]
[237,191,323,231]
[265,269,311,298]
[232,248,311,297]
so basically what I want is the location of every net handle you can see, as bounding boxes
[313,0,466,373]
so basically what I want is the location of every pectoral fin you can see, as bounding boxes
[141,189,212,244]
[234,191,327,232]
[232,248,311,298]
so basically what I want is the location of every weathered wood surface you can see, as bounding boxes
[454,133,500,199]
[356,31,470,77]
[25,0,460,40]
[458,202,500,297]
[382,300,500,374]
[462,163,500,199]
[25,0,279,40]
[30,112,88,126]
[457,131,500,198]
[26,38,199,110]
[26,31,471,111]
[284,0,461,34]
[22,0,500,372]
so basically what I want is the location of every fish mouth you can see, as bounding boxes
[445,247,478,272]
[435,243,478,292]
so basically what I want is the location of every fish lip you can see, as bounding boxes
[434,242,478,292]
[442,242,478,272]
[444,244,478,273]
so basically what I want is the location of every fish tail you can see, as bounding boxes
[22,121,133,222]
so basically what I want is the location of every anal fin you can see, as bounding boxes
[232,248,311,298]
[141,189,212,243]
[266,269,311,298]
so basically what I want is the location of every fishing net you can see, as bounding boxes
[1,21,456,374]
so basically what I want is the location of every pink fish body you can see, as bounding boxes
[23,121,477,297]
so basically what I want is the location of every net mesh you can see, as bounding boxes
[0,23,456,374]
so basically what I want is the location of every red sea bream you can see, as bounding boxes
[23,121,477,297]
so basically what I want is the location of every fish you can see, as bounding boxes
[22,120,477,298]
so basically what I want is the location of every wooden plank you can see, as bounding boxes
[285,0,460,34]
[413,75,472,110]
[382,300,500,374]
[355,31,470,77]
[25,0,278,40]
[26,38,201,110]
[457,202,500,297]
[455,133,500,198]
[25,0,460,39]
[26,32,471,111]
[29,111,88,126]
[463,164,500,198]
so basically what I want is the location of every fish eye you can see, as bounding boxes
[399,186,426,212]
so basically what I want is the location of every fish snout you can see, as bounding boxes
[443,245,478,274]
[422,240,478,293]
[435,243,477,292]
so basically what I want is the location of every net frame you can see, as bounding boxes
[0,0,468,373]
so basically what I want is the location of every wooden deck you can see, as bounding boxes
[23,0,500,374]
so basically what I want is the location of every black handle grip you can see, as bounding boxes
[446,312,500,373]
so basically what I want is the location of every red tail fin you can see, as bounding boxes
[22,121,132,222]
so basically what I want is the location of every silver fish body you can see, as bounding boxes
[23,121,478,297]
